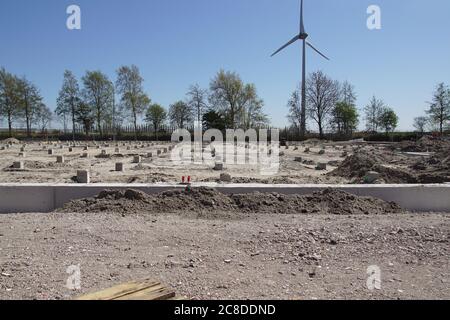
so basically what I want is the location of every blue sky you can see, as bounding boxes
[1,0,449,131]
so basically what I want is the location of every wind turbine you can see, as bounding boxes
[271,0,329,137]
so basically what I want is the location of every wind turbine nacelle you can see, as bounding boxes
[299,32,308,40]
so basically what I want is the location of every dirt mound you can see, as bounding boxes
[329,150,419,184]
[399,136,450,153]
[56,187,404,216]
[202,176,297,184]
[1,138,20,144]
[410,150,450,183]
[329,152,377,180]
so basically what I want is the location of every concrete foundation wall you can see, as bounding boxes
[0,183,449,213]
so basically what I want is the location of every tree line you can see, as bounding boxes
[2,65,448,141]
[287,70,450,138]
[0,66,269,140]
[0,68,53,137]
[55,67,269,140]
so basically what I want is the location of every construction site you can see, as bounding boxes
[0,136,448,300]
[1,0,449,305]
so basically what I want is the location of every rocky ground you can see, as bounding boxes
[1,136,449,185]
[0,211,448,300]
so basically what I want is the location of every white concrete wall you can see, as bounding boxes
[0,183,449,213]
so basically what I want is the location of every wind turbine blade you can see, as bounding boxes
[306,41,330,60]
[300,0,305,34]
[271,35,300,57]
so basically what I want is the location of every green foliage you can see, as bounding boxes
[145,104,167,132]
[332,102,359,135]
[379,107,399,133]
[209,70,267,129]
[82,70,114,136]
[116,65,151,139]
[202,110,228,131]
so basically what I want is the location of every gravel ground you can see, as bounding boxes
[0,211,448,300]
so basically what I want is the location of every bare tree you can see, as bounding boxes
[306,71,340,139]
[340,81,357,106]
[364,96,385,132]
[34,103,53,132]
[239,84,268,129]
[169,100,194,128]
[413,116,428,134]
[57,70,80,141]
[426,83,450,136]
[187,84,208,124]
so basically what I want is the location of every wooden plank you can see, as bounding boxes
[75,279,160,300]
[114,285,175,301]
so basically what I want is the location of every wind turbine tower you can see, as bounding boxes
[271,0,329,137]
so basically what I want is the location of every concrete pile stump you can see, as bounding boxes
[115,163,124,172]
[315,162,327,170]
[13,161,24,169]
[77,170,90,183]
[133,155,141,164]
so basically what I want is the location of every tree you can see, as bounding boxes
[332,102,359,136]
[145,104,167,139]
[0,68,22,137]
[287,90,302,132]
[306,71,340,139]
[413,116,428,134]
[169,100,193,128]
[340,81,357,106]
[426,83,450,136]
[75,100,95,136]
[57,70,80,141]
[82,71,114,137]
[209,70,241,128]
[15,77,44,137]
[187,84,208,123]
[116,65,151,140]
[379,107,398,134]
[364,96,385,132]
[202,110,228,131]
[34,103,53,132]
[239,84,268,129]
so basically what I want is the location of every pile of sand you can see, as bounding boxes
[56,187,404,216]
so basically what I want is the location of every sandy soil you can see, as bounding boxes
[1,138,448,184]
[0,210,448,300]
